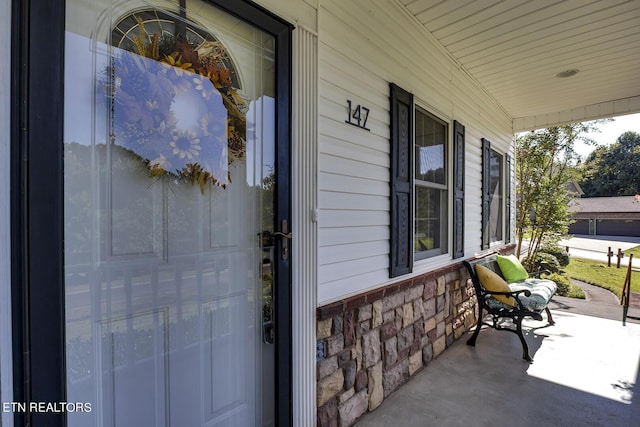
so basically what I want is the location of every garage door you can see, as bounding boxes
[569,219,590,235]
[597,220,640,237]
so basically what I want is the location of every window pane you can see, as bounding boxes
[489,150,503,242]
[415,109,446,184]
[414,186,448,257]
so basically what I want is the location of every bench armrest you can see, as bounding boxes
[484,288,532,311]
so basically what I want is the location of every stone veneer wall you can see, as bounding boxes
[316,262,477,427]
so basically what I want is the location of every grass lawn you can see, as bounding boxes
[564,245,640,298]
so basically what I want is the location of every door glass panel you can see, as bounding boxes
[64,1,276,425]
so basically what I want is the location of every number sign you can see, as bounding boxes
[345,99,370,131]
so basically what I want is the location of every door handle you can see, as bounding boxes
[275,220,291,260]
[273,231,292,239]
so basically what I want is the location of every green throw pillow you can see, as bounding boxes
[496,254,529,283]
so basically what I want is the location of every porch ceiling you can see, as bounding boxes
[398,0,640,131]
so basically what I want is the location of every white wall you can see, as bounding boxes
[1,0,13,424]
[316,0,514,304]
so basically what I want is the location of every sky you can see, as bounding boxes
[575,112,640,159]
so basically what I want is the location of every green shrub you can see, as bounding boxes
[539,245,570,267]
[526,252,561,273]
[543,272,585,299]
[544,272,570,295]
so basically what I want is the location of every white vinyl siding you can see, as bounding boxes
[317,0,513,304]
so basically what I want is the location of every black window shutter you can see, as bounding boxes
[389,83,414,277]
[481,138,491,250]
[505,153,512,243]
[453,121,465,259]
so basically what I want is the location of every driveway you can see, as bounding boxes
[558,235,640,310]
[558,235,640,266]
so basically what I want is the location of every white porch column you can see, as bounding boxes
[291,24,319,426]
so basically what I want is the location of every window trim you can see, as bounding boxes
[489,147,504,244]
[413,105,449,262]
[481,138,507,249]
[505,153,512,243]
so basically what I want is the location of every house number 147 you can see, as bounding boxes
[345,100,370,131]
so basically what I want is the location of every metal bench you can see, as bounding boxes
[464,253,556,362]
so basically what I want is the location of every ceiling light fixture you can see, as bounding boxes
[556,69,580,78]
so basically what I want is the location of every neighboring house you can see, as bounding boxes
[567,181,585,198]
[2,1,639,427]
[569,196,640,237]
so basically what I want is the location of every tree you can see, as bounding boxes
[580,131,640,196]
[515,123,601,266]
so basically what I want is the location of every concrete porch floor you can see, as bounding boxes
[355,297,640,427]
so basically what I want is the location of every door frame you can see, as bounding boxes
[10,0,292,425]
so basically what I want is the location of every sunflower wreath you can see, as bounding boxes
[106,19,247,191]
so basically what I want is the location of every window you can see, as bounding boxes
[389,83,465,277]
[488,149,503,242]
[482,138,507,248]
[414,107,448,259]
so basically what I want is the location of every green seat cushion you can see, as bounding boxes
[496,254,529,283]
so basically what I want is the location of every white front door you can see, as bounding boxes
[63,1,284,425]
